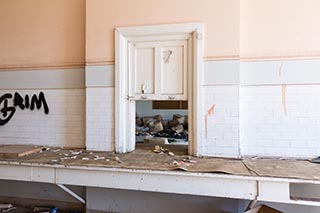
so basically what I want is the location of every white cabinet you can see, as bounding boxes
[129,40,187,100]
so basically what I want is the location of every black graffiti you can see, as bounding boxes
[0,92,49,126]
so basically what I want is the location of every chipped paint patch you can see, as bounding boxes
[205,104,216,138]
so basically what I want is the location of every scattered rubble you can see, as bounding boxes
[136,114,188,143]
[153,145,175,156]
[81,157,90,161]
[70,150,82,155]
[168,152,175,156]
[94,156,105,160]
[115,156,124,164]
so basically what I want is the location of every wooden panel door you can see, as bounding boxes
[160,40,187,100]
[129,40,187,100]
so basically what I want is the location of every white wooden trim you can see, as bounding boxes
[2,162,320,206]
[117,23,203,38]
[115,23,203,155]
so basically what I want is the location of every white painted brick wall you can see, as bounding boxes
[0,89,85,147]
[240,85,320,158]
[86,87,114,151]
[201,85,240,157]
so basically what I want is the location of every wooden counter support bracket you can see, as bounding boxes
[57,184,86,204]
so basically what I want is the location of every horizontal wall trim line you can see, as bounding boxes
[0,68,85,89]
[86,58,320,86]
[0,63,85,71]
[240,54,320,62]
[203,55,239,61]
[241,83,320,87]
[240,59,320,85]
[86,55,320,65]
[86,65,115,87]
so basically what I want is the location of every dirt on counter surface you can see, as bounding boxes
[0,143,319,181]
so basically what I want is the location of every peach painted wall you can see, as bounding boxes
[86,0,240,65]
[0,0,85,70]
[240,0,320,60]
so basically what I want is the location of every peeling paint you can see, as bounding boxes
[205,104,215,138]
[282,85,287,116]
[163,50,173,63]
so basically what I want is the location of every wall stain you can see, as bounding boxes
[205,104,215,138]
[282,85,287,116]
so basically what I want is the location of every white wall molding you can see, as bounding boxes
[203,60,239,85]
[240,59,320,85]
[85,65,114,87]
[0,69,85,90]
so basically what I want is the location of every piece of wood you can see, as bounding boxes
[0,145,43,158]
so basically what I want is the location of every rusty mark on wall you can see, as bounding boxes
[205,104,215,138]
[282,84,287,116]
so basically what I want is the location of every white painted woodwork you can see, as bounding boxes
[160,41,187,99]
[131,45,155,95]
[2,163,320,207]
[129,40,187,100]
[115,23,204,155]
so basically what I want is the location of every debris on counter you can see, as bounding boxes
[61,157,70,160]
[136,114,188,144]
[94,156,105,161]
[70,150,82,155]
[168,151,175,156]
[170,160,189,171]
[182,156,197,164]
[153,145,162,153]
[115,156,124,164]
[153,145,175,156]
[41,147,50,152]
[81,157,90,161]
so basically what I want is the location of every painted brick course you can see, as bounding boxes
[0,89,85,147]
[240,85,320,158]
[201,85,240,158]
[86,87,114,151]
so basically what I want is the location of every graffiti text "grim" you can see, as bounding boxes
[0,92,49,126]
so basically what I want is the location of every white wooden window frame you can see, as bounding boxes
[115,23,203,156]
